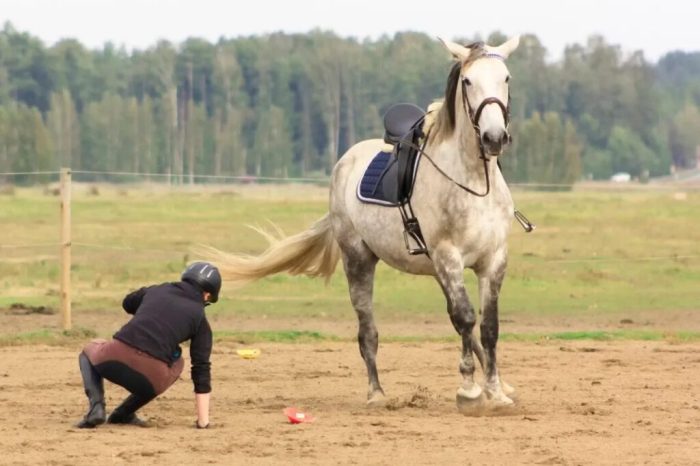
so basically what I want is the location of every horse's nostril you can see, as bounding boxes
[482,131,504,148]
[501,132,509,145]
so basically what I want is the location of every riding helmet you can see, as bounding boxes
[181,262,222,303]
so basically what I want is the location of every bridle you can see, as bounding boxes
[463,93,511,160]
[461,53,512,162]
[404,53,534,232]
[458,57,533,231]
[415,53,512,198]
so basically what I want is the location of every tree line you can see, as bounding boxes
[1,22,699,185]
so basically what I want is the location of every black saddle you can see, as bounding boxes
[383,103,426,146]
[358,103,429,255]
[358,103,426,206]
[358,101,533,256]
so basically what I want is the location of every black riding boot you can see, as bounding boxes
[107,393,153,427]
[75,352,106,428]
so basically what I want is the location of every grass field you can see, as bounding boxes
[1,182,699,341]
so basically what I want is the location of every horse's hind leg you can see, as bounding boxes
[433,246,482,404]
[340,240,383,405]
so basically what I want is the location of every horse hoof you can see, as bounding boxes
[366,391,386,408]
[502,381,516,396]
[484,389,514,406]
[456,388,485,415]
[456,383,483,402]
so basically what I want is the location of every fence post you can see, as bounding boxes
[60,167,72,331]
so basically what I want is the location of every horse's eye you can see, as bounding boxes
[463,77,472,86]
[505,76,511,83]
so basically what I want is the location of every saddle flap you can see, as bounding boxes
[383,103,426,145]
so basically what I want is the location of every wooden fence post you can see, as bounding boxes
[60,168,72,331]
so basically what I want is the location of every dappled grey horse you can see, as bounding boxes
[210,36,522,407]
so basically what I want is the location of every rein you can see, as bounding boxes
[403,136,492,197]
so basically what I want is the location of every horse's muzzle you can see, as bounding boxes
[482,129,510,156]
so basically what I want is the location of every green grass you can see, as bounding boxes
[0,327,97,346]
[368,330,700,344]
[2,327,699,347]
[500,329,700,342]
[1,184,699,326]
[214,330,338,343]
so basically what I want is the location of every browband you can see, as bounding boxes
[482,52,505,60]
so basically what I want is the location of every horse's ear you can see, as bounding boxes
[439,37,472,61]
[491,36,521,59]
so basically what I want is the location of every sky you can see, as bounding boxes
[1,0,699,63]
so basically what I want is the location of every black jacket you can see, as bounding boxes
[113,280,212,393]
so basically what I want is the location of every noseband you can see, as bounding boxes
[465,95,510,133]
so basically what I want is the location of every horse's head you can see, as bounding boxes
[440,36,520,158]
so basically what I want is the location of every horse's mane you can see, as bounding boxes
[422,100,443,136]
[430,42,487,144]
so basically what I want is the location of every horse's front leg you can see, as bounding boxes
[433,246,482,404]
[477,254,514,405]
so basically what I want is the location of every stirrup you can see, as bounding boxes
[403,219,428,255]
[403,231,428,255]
[514,209,535,233]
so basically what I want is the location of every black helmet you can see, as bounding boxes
[181,262,222,303]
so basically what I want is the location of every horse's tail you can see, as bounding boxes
[202,213,340,286]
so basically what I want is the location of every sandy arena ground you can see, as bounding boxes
[1,337,699,465]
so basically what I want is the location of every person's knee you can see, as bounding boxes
[95,361,156,399]
[81,339,108,363]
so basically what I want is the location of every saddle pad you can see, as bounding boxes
[357,151,398,205]
[356,150,421,206]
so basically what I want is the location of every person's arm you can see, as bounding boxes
[195,392,210,428]
[190,316,213,427]
[122,287,148,314]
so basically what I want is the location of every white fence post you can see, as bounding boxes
[60,167,72,331]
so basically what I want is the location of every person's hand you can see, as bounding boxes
[195,392,210,429]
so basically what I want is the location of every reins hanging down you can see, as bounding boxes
[400,137,535,235]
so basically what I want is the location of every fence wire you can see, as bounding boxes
[1,169,699,264]
[3,168,700,190]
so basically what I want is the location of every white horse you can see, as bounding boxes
[210,36,521,407]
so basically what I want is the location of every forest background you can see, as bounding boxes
[1,22,699,185]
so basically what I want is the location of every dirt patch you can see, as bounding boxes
[385,385,438,410]
[2,303,56,315]
[1,340,698,465]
